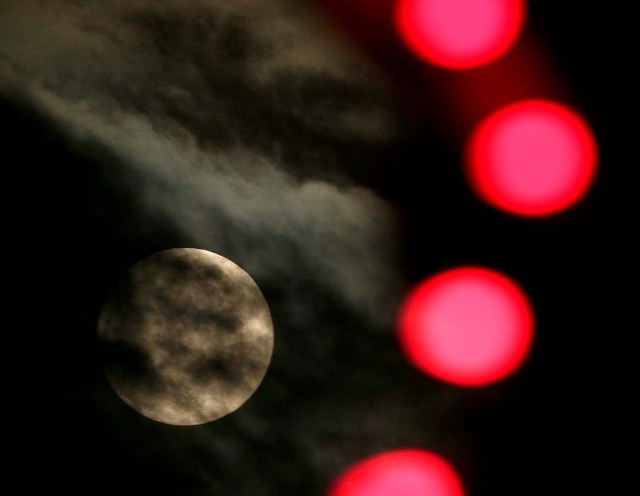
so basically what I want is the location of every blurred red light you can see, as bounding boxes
[465,99,598,216]
[395,0,526,69]
[328,449,465,496]
[397,267,534,386]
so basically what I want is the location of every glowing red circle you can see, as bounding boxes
[328,449,465,496]
[395,0,526,69]
[465,99,598,216]
[397,267,534,386]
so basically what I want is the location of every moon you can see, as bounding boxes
[97,248,274,425]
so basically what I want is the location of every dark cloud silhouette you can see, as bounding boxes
[101,337,166,396]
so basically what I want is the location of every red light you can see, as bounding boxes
[465,99,598,216]
[328,449,465,496]
[395,0,526,69]
[397,267,534,386]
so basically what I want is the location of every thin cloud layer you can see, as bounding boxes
[1,0,405,327]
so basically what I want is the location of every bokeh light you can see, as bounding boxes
[395,0,526,69]
[465,99,598,216]
[328,449,465,496]
[397,267,534,386]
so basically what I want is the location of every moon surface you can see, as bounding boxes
[97,248,274,425]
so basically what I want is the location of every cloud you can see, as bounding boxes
[20,85,404,329]
[1,0,406,329]
[0,1,450,493]
[0,0,399,150]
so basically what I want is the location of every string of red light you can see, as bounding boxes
[318,1,599,494]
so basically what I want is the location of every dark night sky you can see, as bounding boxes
[1,1,626,494]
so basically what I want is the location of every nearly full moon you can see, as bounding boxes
[97,248,274,425]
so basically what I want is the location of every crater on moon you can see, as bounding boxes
[97,248,274,425]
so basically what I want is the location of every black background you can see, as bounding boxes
[4,1,624,494]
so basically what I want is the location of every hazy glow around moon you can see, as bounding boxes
[97,248,274,425]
